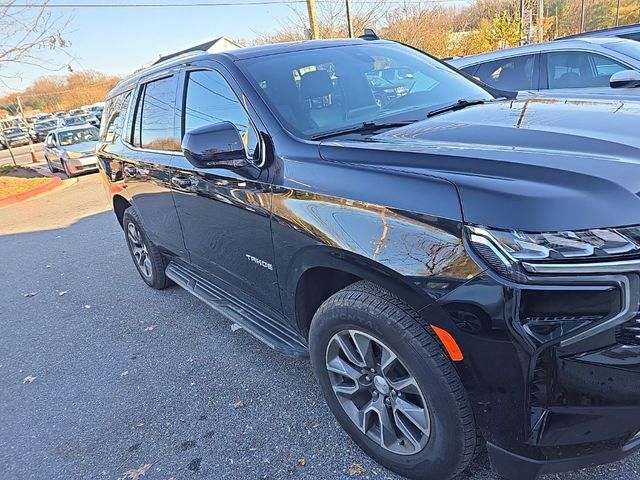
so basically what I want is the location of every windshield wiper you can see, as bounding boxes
[427,99,490,118]
[310,120,417,141]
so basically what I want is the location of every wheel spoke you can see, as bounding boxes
[350,331,376,368]
[393,397,430,435]
[326,356,363,383]
[387,375,420,395]
[334,334,366,368]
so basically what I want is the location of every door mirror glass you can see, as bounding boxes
[181,121,248,169]
[610,69,640,88]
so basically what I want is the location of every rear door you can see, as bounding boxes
[99,73,186,256]
[471,54,540,91]
[170,63,281,312]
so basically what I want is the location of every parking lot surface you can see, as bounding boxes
[1,173,639,479]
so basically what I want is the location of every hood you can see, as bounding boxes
[64,140,97,156]
[4,131,28,138]
[318,98,640,232]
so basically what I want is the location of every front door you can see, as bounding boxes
[170,66,280,312]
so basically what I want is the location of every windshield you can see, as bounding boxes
[604,40,640,62]
[3,128,22,136]
[65,116,86,125]
[58,127,99,146]
[239,42,492,138]
[35,120,57,130]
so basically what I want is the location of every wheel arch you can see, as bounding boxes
[290,247,434,338]
[113,194,132,229]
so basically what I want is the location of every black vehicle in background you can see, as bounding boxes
[559,22,640,42]
[97,38,640,480]
[29,119,58,142]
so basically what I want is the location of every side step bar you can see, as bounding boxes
[166,261,308,357]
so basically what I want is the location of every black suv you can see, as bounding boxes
[97,39,640,480]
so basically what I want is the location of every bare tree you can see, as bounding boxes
[0,0,70,90]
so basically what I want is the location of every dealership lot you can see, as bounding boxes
[0,175,638,479]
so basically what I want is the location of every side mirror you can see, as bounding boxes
[610,70,640,88]
[182,121,249,169]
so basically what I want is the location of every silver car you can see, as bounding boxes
[43,126,99,178]
[448,37,640,96]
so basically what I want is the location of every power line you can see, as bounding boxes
[2,0,471,7]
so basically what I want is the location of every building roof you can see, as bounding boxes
[153,36,242,65]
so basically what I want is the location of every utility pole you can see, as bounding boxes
[538,0,544,43]
[579,0,585,33]
[306,0,319,40]
[520,0,526,45]
[615,0,621,27]
[16,96,38,163]
[345,0,354,38]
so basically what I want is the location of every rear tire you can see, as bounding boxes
[309,281,479,480]
[122,207,172,290]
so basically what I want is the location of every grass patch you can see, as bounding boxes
[0,166,52,200]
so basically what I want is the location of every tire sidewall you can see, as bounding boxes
[123,209,158,288]
[309,298,470,480]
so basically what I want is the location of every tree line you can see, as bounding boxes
[0,70,121,117]
[256,0,640,57]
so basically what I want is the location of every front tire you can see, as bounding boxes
[309,281,478,480]
[122,207,172,290]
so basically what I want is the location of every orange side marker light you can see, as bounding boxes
[431,325,464,362]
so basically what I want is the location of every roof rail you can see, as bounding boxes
[359,28,380,41]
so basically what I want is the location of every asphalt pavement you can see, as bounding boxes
[1,173,639,480]
[0,142,46,167]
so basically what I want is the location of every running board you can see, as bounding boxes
[165,261,308,357]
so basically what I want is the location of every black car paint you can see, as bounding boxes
[97,39,640,480]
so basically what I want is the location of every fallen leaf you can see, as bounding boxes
[46,265,51,268]
[297,457,306,467]
[232,400,245,409]
[121,371,129,377]
[144,325,156,332]
[23,292,37,298]
[349,463,365,476]
[83,305,91,309]
[121,463,152,480]
[230,323,242,332]
[58,291,68,296]
[23,375,37,384]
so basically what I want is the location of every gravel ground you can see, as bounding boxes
[1,174,639,480]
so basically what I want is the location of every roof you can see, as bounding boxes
[54,125,95,133]
[448,37,632,66]
[153,36,242,65]
[558,23,640,40]
[109,38,390,99]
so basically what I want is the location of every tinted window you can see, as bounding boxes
[183,70,259,159]
[603,40,640,61]
[473,55,536,91]
[135,75,179,151]
[546,51,628,89]
[621,32,640,42]
[58,127,99,146]
[240,43,491,138]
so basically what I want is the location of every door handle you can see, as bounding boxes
[123,165,138,176]
[171,175,196,190]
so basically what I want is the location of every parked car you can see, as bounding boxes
[28,119,58,142]
[67,108,84,117]
[559,23,640,42]
[44,125,99,177]
[0,127,30,148]
[97,38,640,480]
[76,113,100,127]
[62,115,90,127]
[86,105,104,120]
[448,37,640,94]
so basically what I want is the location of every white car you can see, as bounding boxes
[43,126,99,177]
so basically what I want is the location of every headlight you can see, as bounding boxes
[467,225,640,280]
[65,150,84,159]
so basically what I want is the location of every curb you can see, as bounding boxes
[0,176,63,208]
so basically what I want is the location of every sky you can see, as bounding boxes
[0,0,305,95]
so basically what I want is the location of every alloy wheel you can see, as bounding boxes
[325,329,431,455]
[126,221,153,279]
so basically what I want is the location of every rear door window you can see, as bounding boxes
[473,55,537,91]
[101,90,132,143]
[132,75,180,151]
[546,51,628,89]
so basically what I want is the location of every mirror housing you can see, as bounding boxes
[182,121,249,169]
[610,70,640,89]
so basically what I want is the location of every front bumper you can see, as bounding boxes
[67,155,98,175]
[431,258,640,479]
[7,137,30,147]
